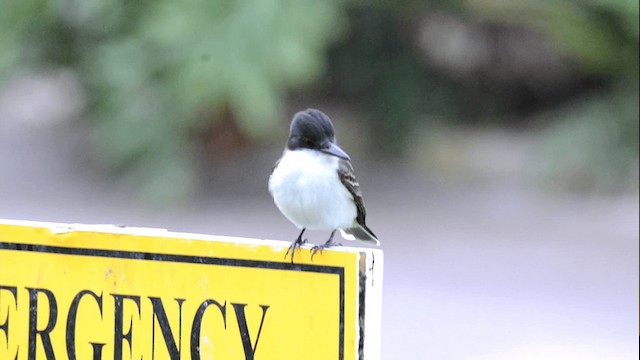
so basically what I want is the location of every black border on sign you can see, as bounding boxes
[0,242,346,360]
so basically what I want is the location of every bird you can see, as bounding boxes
[268,108,379,263]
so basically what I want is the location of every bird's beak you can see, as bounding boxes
[321,142,351,161]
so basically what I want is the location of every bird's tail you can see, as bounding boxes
[340,224,380,245]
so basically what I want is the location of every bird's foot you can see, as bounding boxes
[310,240,342,260]
[285,237,307,263]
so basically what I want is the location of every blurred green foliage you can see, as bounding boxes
[1,0,344,202]
[467,0,639,75]
[325,5,462,156]
[326,0,638,190]
[1,0,637,199]
[465,0,639,191]
[538,87,639,192]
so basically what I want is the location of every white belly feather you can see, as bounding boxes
[269,149,357,230]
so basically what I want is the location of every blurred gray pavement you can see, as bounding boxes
[1,121,638,359]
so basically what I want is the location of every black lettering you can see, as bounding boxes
[112,294,141,360]
[190,299,226,360]
[232,303,269,360]
[26,287,57,360]
[0,286,18,358]
[91,343,105,360]
[149,297,185,360]
[66,290,103,360]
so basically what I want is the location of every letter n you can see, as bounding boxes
[149,297,185,360]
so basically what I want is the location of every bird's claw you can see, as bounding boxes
[310,240,341,261]
[285,237,307,263]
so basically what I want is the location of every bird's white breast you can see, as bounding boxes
[269,149,357,230]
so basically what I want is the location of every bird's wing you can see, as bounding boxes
[338,160,368,228]
[337,159,378,243]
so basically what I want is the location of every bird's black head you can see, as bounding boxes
[287,109,350,160]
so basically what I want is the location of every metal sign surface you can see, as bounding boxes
[0,220,382,360]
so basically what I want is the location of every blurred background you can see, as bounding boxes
[0,0,638,358]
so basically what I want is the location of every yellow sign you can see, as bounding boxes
[0,220,382,360]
